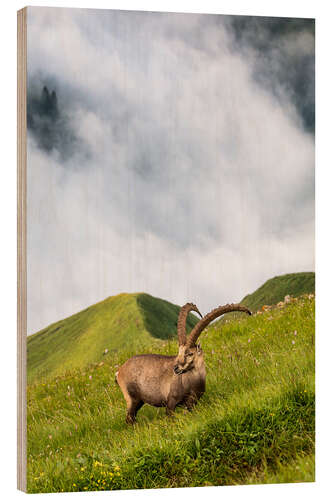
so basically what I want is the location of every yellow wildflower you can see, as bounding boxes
[94,460,103,467]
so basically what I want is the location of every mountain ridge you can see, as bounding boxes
[27,272,315,383]
[241,272,315,311]
[27,292,200,383]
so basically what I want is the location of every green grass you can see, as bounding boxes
[27,292,200,384]
[27,294,315,492]
[247,453,315,484]
[241,272,315,311]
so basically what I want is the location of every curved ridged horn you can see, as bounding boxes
[186,303,252,347]
[177,303,202,346]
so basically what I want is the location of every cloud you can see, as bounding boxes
[225,16,315,133]
[26,8,314,333]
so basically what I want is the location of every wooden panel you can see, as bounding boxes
[17,6,27,492]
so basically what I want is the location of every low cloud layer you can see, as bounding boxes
[27,8,315,334]
[226,16,315,133]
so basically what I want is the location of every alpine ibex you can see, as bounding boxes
[116,303,251,423]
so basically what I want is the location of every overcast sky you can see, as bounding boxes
[27,7,315,334]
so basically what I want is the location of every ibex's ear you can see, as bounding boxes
[197,342,201,351]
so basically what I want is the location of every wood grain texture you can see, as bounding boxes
[17,6,27,492]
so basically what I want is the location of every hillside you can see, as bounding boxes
[27,294,315,492]
[28,273,315,383]
[241,272,315,311]
[27,292,200,384]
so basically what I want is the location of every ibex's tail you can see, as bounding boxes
[115,371,119,385]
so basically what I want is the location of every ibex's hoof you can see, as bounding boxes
[126,417,136,425]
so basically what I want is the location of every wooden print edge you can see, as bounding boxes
[17,6,27,493]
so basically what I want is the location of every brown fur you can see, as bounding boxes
[116,347,205,423]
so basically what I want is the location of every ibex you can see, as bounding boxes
[116,303,252,423]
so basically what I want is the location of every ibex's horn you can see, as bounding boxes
[186,303,252,347]
[177,303,203,346]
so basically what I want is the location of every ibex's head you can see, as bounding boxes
[173,343,203,375]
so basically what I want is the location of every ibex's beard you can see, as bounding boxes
[173,365,192,375]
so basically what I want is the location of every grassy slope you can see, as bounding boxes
[27,295,315,492]
[241,272,315,311]
[136,293,198,340]
[27,293,200,384]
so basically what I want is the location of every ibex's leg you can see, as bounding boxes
[166,396,178,417]
[117,376,143,424]
[126,400,144,424]
[184,393,199,411]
